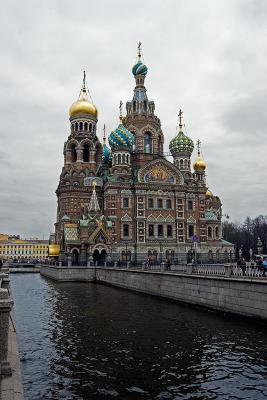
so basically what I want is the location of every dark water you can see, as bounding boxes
[11,274,267,400]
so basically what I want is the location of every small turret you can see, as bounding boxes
[169,109,194,172]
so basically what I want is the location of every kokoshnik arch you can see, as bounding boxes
[50,44,234,266]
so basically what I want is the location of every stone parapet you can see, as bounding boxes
[0,268,24,399]
[96,268,267,321]
[40,265,96,282]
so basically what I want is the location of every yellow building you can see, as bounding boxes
[0,236,49,261]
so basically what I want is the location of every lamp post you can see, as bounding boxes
[125,242,128,266]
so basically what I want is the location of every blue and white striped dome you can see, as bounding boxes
[132,61,148,76]
[108,123,135,150]
[102,143,111,164]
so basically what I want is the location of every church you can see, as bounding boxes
[50,45,233,266]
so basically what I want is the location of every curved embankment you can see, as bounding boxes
[40,266,267,321]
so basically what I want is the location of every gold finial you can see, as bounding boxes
[92,180,96,189]
[119,100,123,121]
[103,124,106,144]
[137,41,142,61]
[178,109,183,130]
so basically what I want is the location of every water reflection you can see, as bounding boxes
[11,274,267,399]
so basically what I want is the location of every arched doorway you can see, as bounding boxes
[93,249,106,265]
[100,250,106,264]
[72,249,79,265]
[93,249,100,264]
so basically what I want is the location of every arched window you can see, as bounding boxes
[75,122,78,131]
[84,122,88,131]
[83,144,90,162]
[126,154,129,164]
[70,144,77,162]
[79,122,83,131]
[158,136,162,154]
[180,159,184,169]
[118,154,121,164]
[89,123,92,132]
[208,227,212,238]
[143,101,147,111]
[215,226,219,238]
[122,154,125,164]
[144,132,152,153]
[133,101,137,112]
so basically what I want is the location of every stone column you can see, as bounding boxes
[80,244,87,266]
[89,150,96,172]
[67,255,72,267]
[224,264,233,278]
[160,262,166,272]
[77,148,83,162]
[65,150,71,164]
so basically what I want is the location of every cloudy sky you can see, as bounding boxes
[0,0,266,238]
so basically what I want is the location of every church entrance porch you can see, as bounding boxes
[71,249,79,265]
[93,249,107,265]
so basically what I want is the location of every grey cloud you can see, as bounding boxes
[0,0,266,237]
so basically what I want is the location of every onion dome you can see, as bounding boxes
[69,72,98,118]
[169,131,194,155]
[132,61,148,76]
[205,189,213,199]
[108,101,135,150]
[193,139,206,172]
[108,123,134,150]
[132,41,148,76]
[48,244,60,257]
[194,157,206,172]
[102,124,112,164]
[102,143,111,164]
[169,110,194,155]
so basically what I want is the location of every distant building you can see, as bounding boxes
[0,237,49,262]
[53,44,234,265]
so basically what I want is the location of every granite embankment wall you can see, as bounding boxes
[40,266,96,281]
[96,268,267,320]
[40,266,267,320]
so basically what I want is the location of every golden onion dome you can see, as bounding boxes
[48,244,60,257]
[193,157,206,172]
[69,99,98,118]
[205,189,213,199]
[69,72,98,118]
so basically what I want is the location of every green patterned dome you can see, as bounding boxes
[169,130,194,155]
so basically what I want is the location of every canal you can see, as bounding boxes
[11,273,267,400]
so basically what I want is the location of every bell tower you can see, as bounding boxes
[124,43,164,167]
[55,73,103,248]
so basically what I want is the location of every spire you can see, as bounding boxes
[178,109,183,131]
[103,124,106,144]
[119,100,123,122]
[137,41,142,62]
[78,70,92,102]
[197,139,201,157]
[88,181,100,212]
